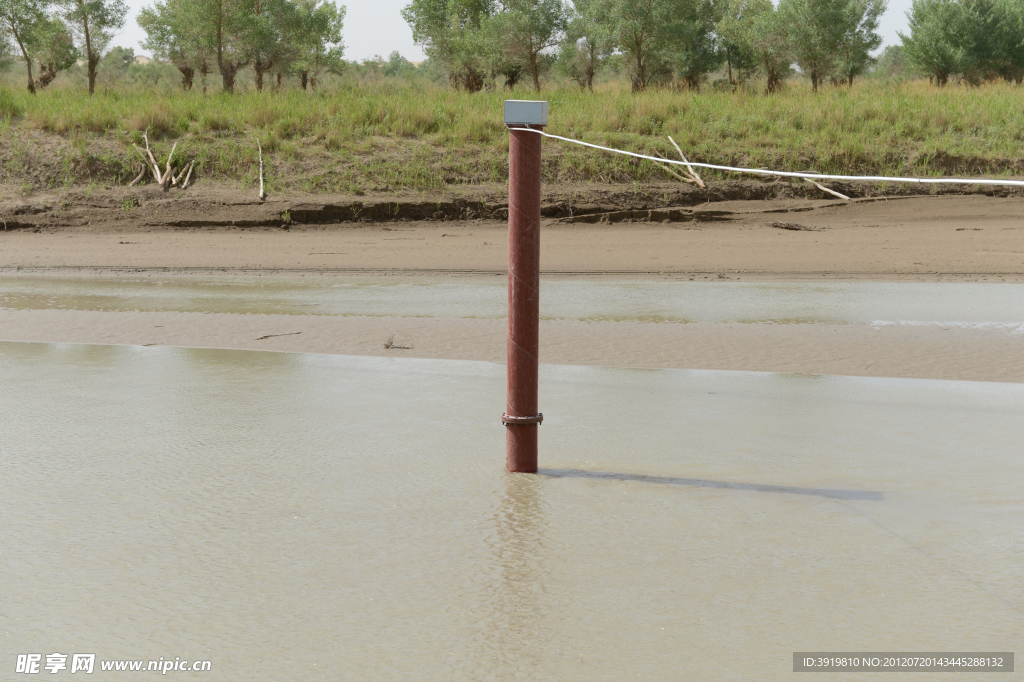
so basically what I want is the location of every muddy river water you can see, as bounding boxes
[2,334,1022,679]
[1,276,1023,330]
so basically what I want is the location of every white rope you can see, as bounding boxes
[511,126,1024,188]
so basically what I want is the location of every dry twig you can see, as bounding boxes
[383,333,414,350]
[141,132,162,182]
[257,139,267,201]
[162,141,178,188]
[650,149,698,185]
[181,161,196,189]
[668,136,706,188]
[128,165,147,187]
[804,178,850,201]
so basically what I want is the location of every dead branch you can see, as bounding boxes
[141,132,162,182]
[133,145,161,183]
[181,161,196,190]
[804,178,850,201]
[162,141,178,188]
[650,149,698,185]
[255,332,301,341]
[173,161,190,185]
[128,165,147,187]
[668,136,706,188]
[383,333,415,350]
[257,139,267,201]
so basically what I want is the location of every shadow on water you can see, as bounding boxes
[539,469,884,501]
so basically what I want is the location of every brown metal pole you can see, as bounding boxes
[503,125,544,473]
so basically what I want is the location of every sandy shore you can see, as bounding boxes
[1,195,1022,280]
[2,194,1022,382]
[2,307,1022,383]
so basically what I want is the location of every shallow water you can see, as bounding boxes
[2,341,1021,680]
[2,276,1023,331]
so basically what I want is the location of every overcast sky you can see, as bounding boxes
[114,0,912,62]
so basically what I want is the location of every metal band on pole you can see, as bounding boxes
[503,101,548,474]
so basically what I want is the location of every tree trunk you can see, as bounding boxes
[254,61,265,91]
[13,35,36,94]
[300,71,309,90]
[848,73,854,87]
[221,63,237,92]
[586,44,596,90]
[37,63,57,89]
[726,48,734,86]
[810,70,819,92]
[216,12,234,93]
[88,53,99,95]
[276,73,282,88]
[82,10,96,95]
[530,52,541,92]
[179,66,195,91]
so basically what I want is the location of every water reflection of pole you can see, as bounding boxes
[502,101,548,473]
[489,472,546,672]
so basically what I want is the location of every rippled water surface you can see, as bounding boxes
[2,276,1023,330]
[2,342,1022,680]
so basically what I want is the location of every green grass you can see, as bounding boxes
[1,79,1023,194]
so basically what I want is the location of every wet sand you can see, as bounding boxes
[2,195,1022,382]
[2,308,1022,384]
[1,195,1022,280]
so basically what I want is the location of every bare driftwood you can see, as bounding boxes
[668,136,706,188]
[770,220,824,232]
[133,145,161,183]
[161,141,178,189]
[383,333,415,350]
[804,178,850,200]
[650,149,699,185]
[257,139,267,201]
[128,165,147,187]
[130,134,196,190]
[141,132,162,182]
[181,161,196,189]
[255,332,301,341]
[173,160,192,186]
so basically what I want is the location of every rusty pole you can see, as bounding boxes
[502,101,548,473]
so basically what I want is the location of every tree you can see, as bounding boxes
[402,0,494,91]
[899,0,970,85]
[608,0,688,90]
[957,0,1011,82]
[206,0,251,92]
[716,0,763,86]
[834,0,886,86]
[558,0,614,89]
[871,43,910,79]
[245,0,300,91]
[32,11,77,88]
[742,0,791,92]
[670,0,722,90]
[779,0,848,90]
[383,50,417,77]
[0,26,12,73]
[293,0,345,89]
[0,0,48,93]
[58,0,128,94]
[139,0,216,91]
[994,0,1024,81]
[488,0,565,91]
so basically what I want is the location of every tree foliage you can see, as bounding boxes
[58,0,128,94]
